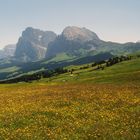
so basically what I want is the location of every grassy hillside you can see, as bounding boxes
[40,57,140,84]
[0,52,113,81]
[0,57,139,139]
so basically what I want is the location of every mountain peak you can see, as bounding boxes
[15,27,57,62]
[62,26,100,42]
[22,27,56,41]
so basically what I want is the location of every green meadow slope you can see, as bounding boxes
[0,56,139,139]
[0,52,113,81]
[39,57,140,84]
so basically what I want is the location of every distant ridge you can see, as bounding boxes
[0,44,16,59]
[1,26,139,62]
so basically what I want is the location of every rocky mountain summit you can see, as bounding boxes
[62,26,100,42]
[2,26,140,62]
[15,27,57,61]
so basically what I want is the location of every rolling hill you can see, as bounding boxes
[46,56,140,84]
[0,52,113,81]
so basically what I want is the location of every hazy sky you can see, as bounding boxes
[0,0,140,48]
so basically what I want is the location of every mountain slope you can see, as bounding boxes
[46,26,101,58]
[1,54,140,84]
[40,56,140,84]
[1,26,140,81]
[46,26,140,59]
[11,26,140,62]
[0,52,113,81]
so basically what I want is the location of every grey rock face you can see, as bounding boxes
[14,26,140,62]
[46,26,101,58]
[15,27,57,62]
[62,26,100,42]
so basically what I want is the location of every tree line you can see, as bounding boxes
[0,67,68,83]
[70,55,132,73]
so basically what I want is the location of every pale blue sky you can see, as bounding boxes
[0,0,140,48]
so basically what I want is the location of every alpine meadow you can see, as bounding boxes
[0,0,140,140]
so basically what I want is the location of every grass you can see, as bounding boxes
[42,53,76,64]
[0,66,19,73]
[0,83,139,139]
[0,57,140,139]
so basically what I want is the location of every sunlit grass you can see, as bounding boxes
[0,83,139,139]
